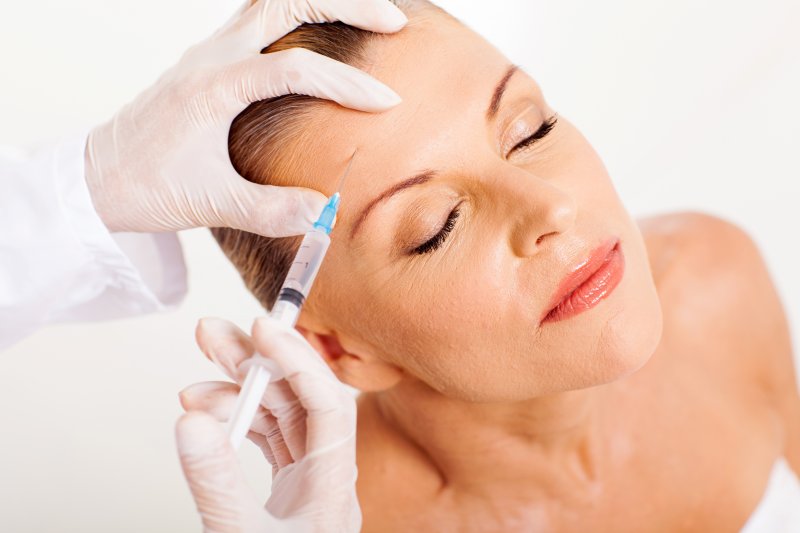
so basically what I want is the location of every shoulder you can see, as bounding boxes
[637,211,782,351]
[637,211,799,462]
[637,210,763,287]
[636,211,788,375]
[636,211,777,329]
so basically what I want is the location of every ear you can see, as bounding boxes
[296,325,404,392]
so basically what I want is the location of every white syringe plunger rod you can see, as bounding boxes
[226,227,332,450]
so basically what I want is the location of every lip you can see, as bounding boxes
[541,238,625,324]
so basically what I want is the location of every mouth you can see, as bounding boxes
[540,238,625,325]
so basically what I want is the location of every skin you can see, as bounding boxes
[252,9,800,532]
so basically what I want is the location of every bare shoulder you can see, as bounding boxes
[637,211,799,465]
[637,210,765,289]
[636,211,784,354]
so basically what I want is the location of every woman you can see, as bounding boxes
[182,0,800,530]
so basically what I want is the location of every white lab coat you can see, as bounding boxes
[0,133,187,351]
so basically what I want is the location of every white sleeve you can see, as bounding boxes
[0,132,188,351]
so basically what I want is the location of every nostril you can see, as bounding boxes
[536,231,559,247]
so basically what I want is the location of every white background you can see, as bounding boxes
[1,0,798,531]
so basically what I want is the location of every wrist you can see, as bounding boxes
[84,126,120,232]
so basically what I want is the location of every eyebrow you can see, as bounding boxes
[487,65,520,119]
[350,171,436,238]
[349,65,520,239]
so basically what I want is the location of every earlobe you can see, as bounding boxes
[295,325,404,392]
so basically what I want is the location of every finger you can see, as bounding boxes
[251,317,336,379]
[179,381,279,438]
[263,411,294,469]
[247,430,279,470]
[195,318,254,378]
[223,182,328,238]
[278,369,356,454]
[221,48,402,113]
[181,377,311,465]
[179,381,240,416]
[239,0,408,47]
[175,412,261,532]
[180,378,309,465]
[180,382,289,473]
[262,379,307,460]
[252,317,356,452]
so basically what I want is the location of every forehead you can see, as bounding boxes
[278,13,513,201]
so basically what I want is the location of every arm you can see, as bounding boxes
[674,213,800,469]
[713,217,800,470]
[0,135,187,351]
[1,0,408,351]
[736,237,800,470]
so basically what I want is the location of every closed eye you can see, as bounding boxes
[508,115,558,157]
[412,205,462,255]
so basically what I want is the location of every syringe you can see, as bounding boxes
[226,152,357,450]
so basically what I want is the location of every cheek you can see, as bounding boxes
[327,248,514,397]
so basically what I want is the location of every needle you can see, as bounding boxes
[335,149,358,194]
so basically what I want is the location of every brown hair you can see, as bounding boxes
[213,1,434,310]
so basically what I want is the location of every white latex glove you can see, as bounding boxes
[86,0,407,237]
[177,316,360,533]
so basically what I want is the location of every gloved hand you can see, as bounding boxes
[85,0,407,238]
[177,316,360,533]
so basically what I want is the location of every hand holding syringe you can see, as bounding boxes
[180,314,361,532]
[226,151,357,449]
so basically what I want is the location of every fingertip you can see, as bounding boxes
[194,318,253,377]
[176,411,228,456]
[291,187,329,233]
[178,390,190,412]
[363,86,403,112]
[372,1,410,33]
[341,71,403,112]
[350,0,409,33]
[178,381,241,423]
[252,315,289,340]
[239,183,324,237]
[301,188,330,216]
[251,317,330,376]
[251,316,305,352]
[385,5,410,33]
[195,317,226,361]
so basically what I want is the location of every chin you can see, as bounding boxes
[595,282,664,386]
[564,253,666,391]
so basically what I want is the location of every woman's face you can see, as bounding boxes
[278,12,663,402]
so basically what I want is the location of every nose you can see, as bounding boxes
[508,175,577,258]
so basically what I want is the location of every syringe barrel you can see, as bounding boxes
[228,216,337,450]
[275,228,331,315]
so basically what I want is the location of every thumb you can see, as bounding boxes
[224,181,328,238]
[176,411,264,532]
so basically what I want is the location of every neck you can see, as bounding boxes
[373,379,617,500]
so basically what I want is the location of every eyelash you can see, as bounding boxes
[508,115,558,156]
[413,207,461,255]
